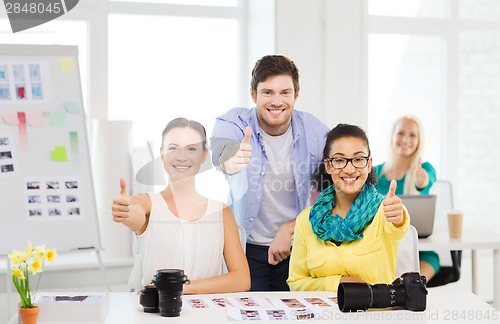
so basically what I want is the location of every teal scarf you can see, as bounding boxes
[309,183,384,242]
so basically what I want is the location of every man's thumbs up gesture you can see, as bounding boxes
[383,180,404,226]
[221,126,253,175]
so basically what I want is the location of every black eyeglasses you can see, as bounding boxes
[325,156,370,169]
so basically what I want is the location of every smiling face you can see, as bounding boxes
[392,118,420,157]
[325,136,372,196]
[160,127,207,181]
[251,74,298,136]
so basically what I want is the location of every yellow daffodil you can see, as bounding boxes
[45,249,57,262]
[25,241,33,254]
[34,244,46,259]
[29,258,43,275]
[9,241,58,308]
[8,249,30,266]
[12,268,25,280]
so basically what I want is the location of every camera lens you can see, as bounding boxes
[370,284,405,308]
[338,283,372,312]
[152,269,190,317]
[139,285,159,313]
[338,282,405,312]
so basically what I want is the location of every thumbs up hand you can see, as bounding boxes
[112,177,149,233]
[112,177,131,224]
[221,126,253,175]
[414,157,429,189]
[383,180,404,226]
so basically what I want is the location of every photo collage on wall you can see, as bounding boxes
[0,63,46,101]
[0,132,17,176]
[24,176,83,219]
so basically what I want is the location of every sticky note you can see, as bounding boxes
[1,112,19,125]
[27,112,44,127]
[70,131,79,169]
[16,86,25,99]
[59,57,75,73]
[51,112,67,127]
[51,146,68,161]
[42,112,51,127]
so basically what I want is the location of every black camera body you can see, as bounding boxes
[338,272,428,312]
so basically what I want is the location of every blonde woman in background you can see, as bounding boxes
[373,115,439,281]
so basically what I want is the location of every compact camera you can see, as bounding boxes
[338,272,428,312]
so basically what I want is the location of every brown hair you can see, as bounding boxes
[161,117,207,149]
[250,55,300,94]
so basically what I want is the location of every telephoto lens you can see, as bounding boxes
[139,285,159,313]
[337,272,427,312]
[152,269,190,317]
[338,282,406,312]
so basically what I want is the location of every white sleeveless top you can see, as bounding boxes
[128,192,225,290]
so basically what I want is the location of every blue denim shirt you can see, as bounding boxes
[210,107,329,240]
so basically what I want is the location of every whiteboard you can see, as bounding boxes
[0,44,101,255]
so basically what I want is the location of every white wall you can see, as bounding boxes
[275,0,365,129]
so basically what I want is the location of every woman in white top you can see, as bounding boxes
[112,117,250,294]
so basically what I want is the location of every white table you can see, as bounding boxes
[418,228,500,310]
[8,289,498,323]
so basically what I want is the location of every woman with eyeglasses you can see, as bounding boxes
[374,115,438,281]
[112,117,250,294]
[287,123,409,292]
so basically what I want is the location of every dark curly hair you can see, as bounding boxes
[312,123,377,192]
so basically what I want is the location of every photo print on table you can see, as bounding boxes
[280,298,306,308]
[304,297,331,307]
[211,297,234,308]
[240,309,261,321]
[266,309,288,321]
[237,297,260,307]
[186,298,209,309]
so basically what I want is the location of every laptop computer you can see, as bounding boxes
[400,195,437,238]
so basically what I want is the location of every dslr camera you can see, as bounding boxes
[338,272,427,312]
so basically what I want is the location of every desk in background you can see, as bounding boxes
[418,228,500,310]
[9,288,498,323]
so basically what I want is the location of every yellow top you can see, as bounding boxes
[287,204,409,292]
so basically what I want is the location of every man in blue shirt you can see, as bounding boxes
[210,55,329,291]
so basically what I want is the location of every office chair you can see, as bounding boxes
[427,179,462,287]
[427,250,462,287]
[396,225,420,277]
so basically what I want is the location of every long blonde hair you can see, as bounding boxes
[381,115,424,194]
